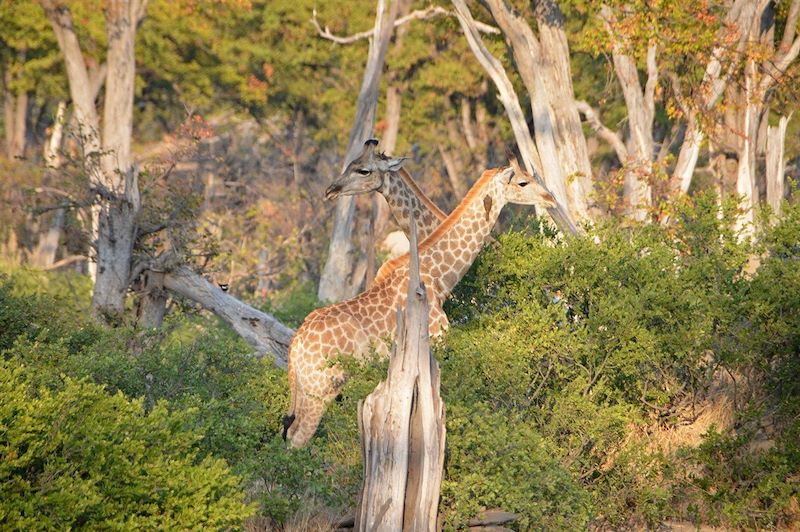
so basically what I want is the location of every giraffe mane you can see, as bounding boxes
[372,167,505,284]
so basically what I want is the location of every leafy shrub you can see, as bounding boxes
[0,361,254,529]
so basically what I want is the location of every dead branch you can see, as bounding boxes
[43,254,86,270]
[312,5,498,45]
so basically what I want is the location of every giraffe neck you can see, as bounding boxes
[381,168,447,240]
[417,168,507,298]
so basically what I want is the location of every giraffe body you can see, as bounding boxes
[286,165,555,446]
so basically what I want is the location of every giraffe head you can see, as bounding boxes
[501,155,557,208]
[325,139,406,200]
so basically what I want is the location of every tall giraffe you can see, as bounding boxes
[284,163,556,447]
[325,139,447,241]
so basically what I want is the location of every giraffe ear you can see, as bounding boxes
[386,157,406,171]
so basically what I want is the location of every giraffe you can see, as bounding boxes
[325,139,447,241]
[284,163,556,447]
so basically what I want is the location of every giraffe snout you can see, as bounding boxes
[325,183,342,200]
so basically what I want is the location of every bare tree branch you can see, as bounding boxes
[575,100,628,163]
[312,5,498,44]
[43,254,87,270]
[780,0,800,52]
[163,266,294,366]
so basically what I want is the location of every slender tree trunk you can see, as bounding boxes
[31,101,68,269]
[461,98,477,151]
[318,0,400,303]
[3,48,31,159]
[734,60,759,239]
[365,80,401,287]
[766,115,790,216]
[438,143,467,198]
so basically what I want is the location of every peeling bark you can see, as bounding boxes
[356,221,445,531]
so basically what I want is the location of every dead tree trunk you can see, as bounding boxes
[317,0,400,303]
[356,220,445,531]
[162,266,294,366]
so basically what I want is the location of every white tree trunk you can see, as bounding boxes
[534,0,594,219]
[734,60,758,240]
[318,0,400,303]
[356,221,445,531]
[766,115,790,216]
[671,0,762,195]
[43,0,147,321]
[31,101,68,269]
[451,0,579,235]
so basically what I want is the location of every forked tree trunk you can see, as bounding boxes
[318,0,400,303]
[356,220,445,531]
[43,0,147,322]
[451,0,579,235]
[766,115,790,216]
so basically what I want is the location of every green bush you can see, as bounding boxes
[1,193,797,529]
[0,361,254,529]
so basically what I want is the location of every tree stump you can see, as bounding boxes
[355,218,446,531]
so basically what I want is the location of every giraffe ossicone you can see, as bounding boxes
[284,161,555,447]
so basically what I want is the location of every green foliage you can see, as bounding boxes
[441,404,591,530]
[2,195,799,529]
[440,193,799,528]
[0,361,254,529]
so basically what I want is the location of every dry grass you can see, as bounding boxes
[650,368,737,454]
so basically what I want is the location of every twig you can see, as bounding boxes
[43,254,86,270]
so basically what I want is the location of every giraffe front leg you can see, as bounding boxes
[286,395,328,448]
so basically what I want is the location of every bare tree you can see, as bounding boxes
[317,0,401,303]
[451,0,580,235]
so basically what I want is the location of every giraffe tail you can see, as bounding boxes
[283,355,298,441]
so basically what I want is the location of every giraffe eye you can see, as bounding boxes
[356,168,371,176]
[518,181,529,188]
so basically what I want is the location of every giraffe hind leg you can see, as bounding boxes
[286,396,327,448]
